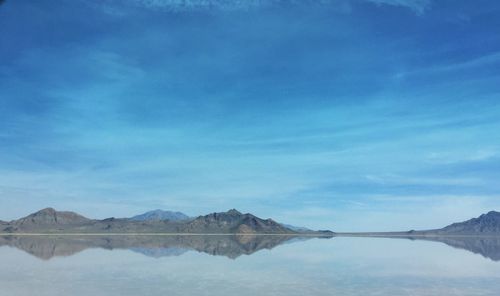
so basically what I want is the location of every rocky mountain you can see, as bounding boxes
[130,209,191,222]
[14,208,91,226]
[2,208,93,233]
[424,211,500,235]
[183,209,293,234]
[0,208,330,235]
[282,223,312,232]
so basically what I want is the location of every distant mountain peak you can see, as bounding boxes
[151,209,166,213]
[130,210,191,222]
[484,211,500,217]
[226,209,242,215]
[281,223,312,232]
[38,207,57,214]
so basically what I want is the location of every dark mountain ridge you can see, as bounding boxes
[183,209,291,234]
[414,211,500,235]
[13,208,91,226]
[437,211,500,234]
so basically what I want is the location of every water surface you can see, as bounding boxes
[1,235,500,296]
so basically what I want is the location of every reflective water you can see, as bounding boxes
[1,235,500,296]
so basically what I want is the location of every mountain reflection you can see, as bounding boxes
[365,235,500,262]
[3,235,499,262]
[0,235,317,260]
[410,236,500,262]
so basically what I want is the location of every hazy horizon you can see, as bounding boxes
[1,0,500,232]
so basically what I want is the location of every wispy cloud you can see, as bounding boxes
[366,0,431,14]
[364,174,484,187]
[397,51,500,79]
[91,0,431,14]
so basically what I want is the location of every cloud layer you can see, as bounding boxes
[1,0,500,230]
[94,0,431,14]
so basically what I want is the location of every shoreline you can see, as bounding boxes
[0,233,335,237]
[335,233,500,238]
[1,232,499,238]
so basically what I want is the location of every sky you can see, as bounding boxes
[1,0,500,231]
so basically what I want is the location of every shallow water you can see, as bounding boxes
[1,235,500,296]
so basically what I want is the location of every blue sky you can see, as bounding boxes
[1,0,500,231]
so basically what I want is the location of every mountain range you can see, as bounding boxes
[2,208,499,235]
[0,208,332,235]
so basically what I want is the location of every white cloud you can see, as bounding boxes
[425,148,499,165]
[364,174,484,186]
[365,0,431,14]
[397,51,500,79]
[99,0,274,11]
